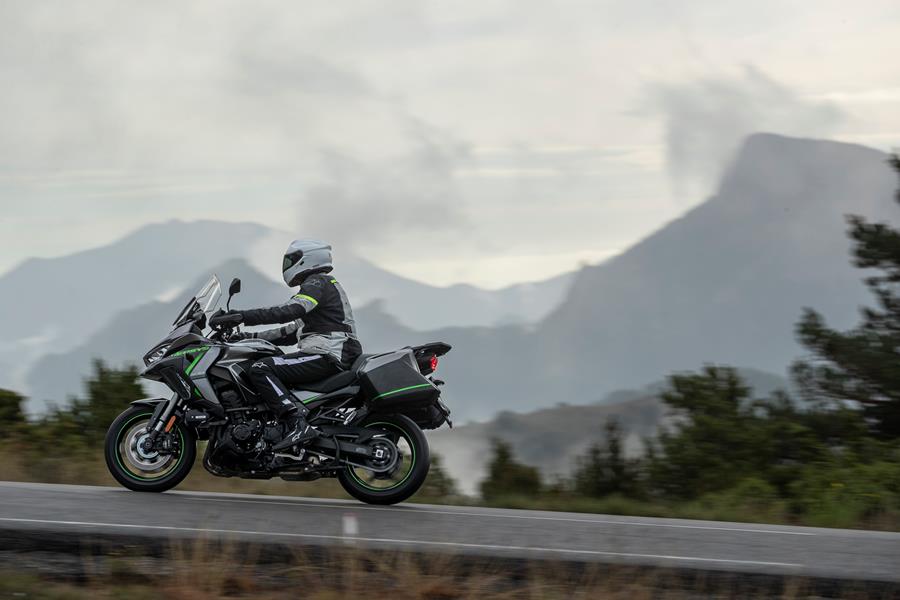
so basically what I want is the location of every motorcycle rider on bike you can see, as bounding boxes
[209,240,362,450]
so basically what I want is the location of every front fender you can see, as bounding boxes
[130,397,169,408]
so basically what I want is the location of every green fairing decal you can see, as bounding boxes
[184,349,208,375]
[372,383,432,401]
[170,345,210,358]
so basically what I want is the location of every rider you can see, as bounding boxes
[209,239,362,450]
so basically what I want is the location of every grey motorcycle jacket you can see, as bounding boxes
[240,272,362,367]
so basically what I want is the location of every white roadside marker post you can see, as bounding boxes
[342,512,359,545]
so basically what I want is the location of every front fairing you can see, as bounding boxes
[143,276,223,368]
[142,323,204,367]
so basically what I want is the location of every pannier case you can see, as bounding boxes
[358,350,440,410]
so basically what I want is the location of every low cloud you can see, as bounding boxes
[645,66,846,196]
[300,120,470,252]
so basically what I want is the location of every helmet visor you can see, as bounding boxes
[282,250,304,273]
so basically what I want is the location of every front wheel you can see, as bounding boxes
[104,406,196,492]
[338,414,430,505]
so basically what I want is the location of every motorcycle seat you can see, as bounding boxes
[293,370,355,394]
[291,354,373,394]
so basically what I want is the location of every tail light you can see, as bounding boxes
[416,353,439,375]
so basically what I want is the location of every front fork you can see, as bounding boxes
[142,395,183,454]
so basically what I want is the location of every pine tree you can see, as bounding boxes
[574,418,638,498]
[417,453,459,499]
[0,389,27,439]
[66,360,145,444]
[794,155,900,436]
[479,439,542,500]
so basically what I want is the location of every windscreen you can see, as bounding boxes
[195,276,222,316]
[172,275,222,327]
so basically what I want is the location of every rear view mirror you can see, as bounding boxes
[226,278,242,311]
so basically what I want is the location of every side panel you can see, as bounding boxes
[188,345,223,404]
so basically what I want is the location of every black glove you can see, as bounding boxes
[209,310,243,329]
[225,331,252,342]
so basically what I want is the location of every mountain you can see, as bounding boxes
[19,134,897,422]
[25,258,567,411]
[25,259,288,409]
[0,220,271,391]
[535,134,897,400]
[351,134,898,420]
[1,221,573,396]
[339,256,574,331]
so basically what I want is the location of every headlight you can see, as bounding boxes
[144,344,170,366]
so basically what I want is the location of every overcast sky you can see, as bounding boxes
[1,0,899,288]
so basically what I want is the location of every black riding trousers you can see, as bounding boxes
[248,352,340,416]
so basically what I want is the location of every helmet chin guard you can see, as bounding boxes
[282,239,333,286]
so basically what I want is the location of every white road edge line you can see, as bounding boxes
[182,497,816,536]
[0,517,803,569]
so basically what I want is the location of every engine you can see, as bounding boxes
[230,419,262,450]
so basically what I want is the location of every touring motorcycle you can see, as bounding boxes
[104,275,452,505]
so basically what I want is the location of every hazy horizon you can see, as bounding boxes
[2,2,899,288]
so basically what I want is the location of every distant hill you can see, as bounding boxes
[25,259,287,409]
[535,134,897,400]
[340,255,574,331]
[430,367,788,494]
[18,134,897,423]
[1,221,572,397]
[25,257,567,411]
[0,220,271,392]
[370,133,898,420]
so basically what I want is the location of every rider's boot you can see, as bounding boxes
[272,405,319,451]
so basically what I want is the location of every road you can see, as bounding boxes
[0,481,897,582]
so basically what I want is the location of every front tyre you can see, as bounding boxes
[339,414,430,505]
[104,406,196,492]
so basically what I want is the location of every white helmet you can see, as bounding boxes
[282,239,333,286]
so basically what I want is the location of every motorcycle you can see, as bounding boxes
[104,275,452,505]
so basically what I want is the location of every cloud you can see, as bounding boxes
[300,119,470,251]
[0,2,426,171]
[644,66,846,196]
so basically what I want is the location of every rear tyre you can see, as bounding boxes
[338,414,430,505]
[104,406,196,492]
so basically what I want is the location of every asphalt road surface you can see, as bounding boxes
[0,481,897,581]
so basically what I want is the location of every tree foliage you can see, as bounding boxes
[573,418,639,498]
[417,453,459,500]
[794,155,900,436]
[480,439,542,500]
[0,389,27,439]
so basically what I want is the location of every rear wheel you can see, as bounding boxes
[104,406,196,492]
[338,414,429,505]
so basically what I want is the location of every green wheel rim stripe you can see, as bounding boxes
[348,422,416,492]
[114,412,185,482]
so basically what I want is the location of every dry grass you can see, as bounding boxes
[1,542,895,600]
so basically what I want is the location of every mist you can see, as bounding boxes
[646,66,846,197]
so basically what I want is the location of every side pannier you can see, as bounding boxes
[358,350,440,410]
